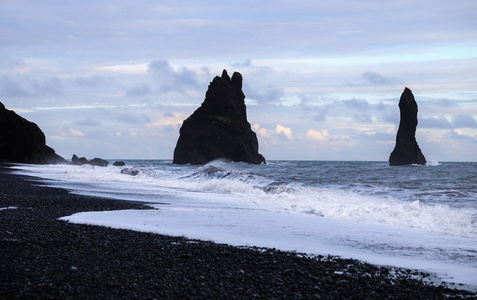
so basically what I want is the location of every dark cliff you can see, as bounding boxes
[389,88,426,166]
[173,70,265,165]
[0,102,66,164]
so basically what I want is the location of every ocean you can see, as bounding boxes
[12,160,477,287]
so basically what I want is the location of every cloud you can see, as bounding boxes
[245,85,284,105]
[342,99,373,123]
[421,116,454,129]
[31,77,63,95]
[0,58,28,73]
[149,60,174,78]
[148,59,203,93]
[313,109,328,122]
[74,119,102,126]
[57,126,85,137]
[147,119,183,131]
[420,115,477,129]
[0,75,29,97]
[447,129,477,143]
[118,113,151,125]
[361,71,399,86]
[436,98,458,108]
[0,75,63,97]
[342,99,370,110]
[381,110,399,124]
[305,129,351,146]
[76,76,108,88]
[97,64,148,75]
[306,129,330,141]
[359,130,395,142]
[126,83,152,97]
[253,123,269,138]
[305,98,393,125]
[231,59,252,68]
[453,114,477,128]
[276,124,292,140]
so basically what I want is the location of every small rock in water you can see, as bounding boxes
[72,154,109,167]
[121,168,139,176]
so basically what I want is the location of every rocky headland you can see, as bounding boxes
[173,70,265,165]
[0,102,66,164]
[389,88,427,166]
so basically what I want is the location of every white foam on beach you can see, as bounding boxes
[0,206,18,211]
[20,163,477,239]
[12,163,477,287]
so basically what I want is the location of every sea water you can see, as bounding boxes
[12,160,477,287]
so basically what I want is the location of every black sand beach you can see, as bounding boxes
[1,163,475,299]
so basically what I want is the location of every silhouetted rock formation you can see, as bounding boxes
[0,102,66,164]
[173,70,265,165]
[72,154,87,165]
[89,158,109,167]
[72,154,109,167]
[113,161,125,166]
[389,88,426,166]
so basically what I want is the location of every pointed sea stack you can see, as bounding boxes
[0,102,66,164]
[173,70,265,165]
[389,88,426,166]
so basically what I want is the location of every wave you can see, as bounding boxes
[12,162,477,239]
[426,160,442,166]
[186,177,477,239]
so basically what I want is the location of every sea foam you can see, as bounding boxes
[11,161,477,286]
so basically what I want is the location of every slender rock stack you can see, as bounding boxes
[389,88,426,166]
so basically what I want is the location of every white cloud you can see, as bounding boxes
[96,64,148,75]
[275,124,292,140]
[57,126,85,137]
[451,129,477,141]
[147,119,183,130]
[253,123,269,138]
[306,129,330,141]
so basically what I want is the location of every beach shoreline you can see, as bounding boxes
[1,163,475,299]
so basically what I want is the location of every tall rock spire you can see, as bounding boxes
[389,87,426,166]
[173,70,265,165]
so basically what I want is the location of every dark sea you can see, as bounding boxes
[12,160,477,287]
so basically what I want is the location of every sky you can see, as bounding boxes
[1,0,476,162]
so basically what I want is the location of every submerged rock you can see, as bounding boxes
[121,167,139,176]
[0,102,66,164]
[173,70,265,165]
[389,88,426,166]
